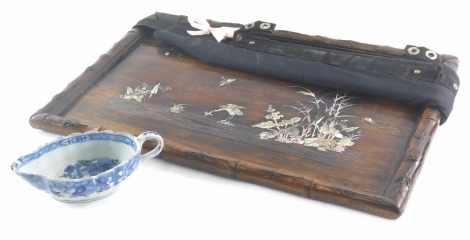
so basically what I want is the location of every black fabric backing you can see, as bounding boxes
[135,15,459,124]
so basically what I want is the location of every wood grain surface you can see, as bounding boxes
[30,26,442,219]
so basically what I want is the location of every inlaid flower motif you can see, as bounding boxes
[120,83,171,102]
[252,89,363,152]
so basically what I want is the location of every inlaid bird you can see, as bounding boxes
[204,104,246,125]
[218,104,245,122]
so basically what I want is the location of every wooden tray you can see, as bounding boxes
[31,22,442,219]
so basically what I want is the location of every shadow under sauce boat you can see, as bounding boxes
[11,130,164,202]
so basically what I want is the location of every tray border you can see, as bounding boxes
[29,26,441,219]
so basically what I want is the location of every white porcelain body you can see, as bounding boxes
[11,130,164,202]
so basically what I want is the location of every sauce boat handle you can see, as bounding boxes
[136,131,164,162]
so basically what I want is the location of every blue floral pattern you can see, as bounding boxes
[13,133,137,170]
[17,154,140,199]
[13,132,141,199]
[61,158,122,179]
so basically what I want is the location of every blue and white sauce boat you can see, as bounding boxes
[11,130,164,202]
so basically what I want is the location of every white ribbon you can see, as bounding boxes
[187,16,239,42]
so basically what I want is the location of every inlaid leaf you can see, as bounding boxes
[133,95,144,102]
[279,117,300,126]
[304,138,319,147]
[290,117,301,124]
[297,90,315,97]
[126,87,133,95]
[338,137,355,147]
[260,132,277,140]
[330,128,340,136]
[342,127,359,132]
[150,83,160,98]
[316,117,325,124]
[252,121,277,129]
[279,127,300,137]
[319,125,330,134]
[319,138,337,151]
[319,125,339,135]
[337,121,347,130]
[270,111,283,120]
[279,119,290,126]
[334,145,345,152]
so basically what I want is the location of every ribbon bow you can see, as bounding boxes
[187,16,239,42]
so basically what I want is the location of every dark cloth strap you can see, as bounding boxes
[135,13,459,124]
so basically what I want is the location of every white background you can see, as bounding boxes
[1,1,468,239]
